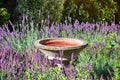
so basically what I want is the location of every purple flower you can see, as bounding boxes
[101,42,105,49]
[74,20,79,29]
[100,74,104,80]
[118,42,120,45]
[68,17,72,22]
[71,52,75,60]
[59,50,64,57]
[92,45,96,51]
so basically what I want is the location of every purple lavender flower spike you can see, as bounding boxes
[9,20,15,31]
[22,15,26,25]
[91,45,96,51]
[118,42,120,45]
[59,50,64,58]
[100,74,104,80]
[71,52,75,61]
[74,19,79,29]
[52,55,60,67]
[68,17,72,22]
[101,42,105,49]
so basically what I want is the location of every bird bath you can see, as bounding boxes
[34,38,88,66]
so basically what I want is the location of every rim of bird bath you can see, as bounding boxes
[34,38,88,66]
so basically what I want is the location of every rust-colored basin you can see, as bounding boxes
[34,38,88,60]
[42,39,81,47]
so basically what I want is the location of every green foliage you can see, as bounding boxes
[25,71,33,80]
[1,15,120,79]
[18,0,65,24]
[0,8,10,25]
[105,33,118,49]
[77,50,90,66]
[114,0,120,23]
[17,0,118,24]
[83,32,104,46]
[75,68,89,80]
[25,67,66,80]
[62,0,117,23]
[76,31,120,79]
[3,21,38,52]
[0,0,4,6]
[0,70,6,80]
[61,31,66,37]
[62,0,77,23]
[1,0,119,24]
[92,55,114,79]
[113,60,120,79]
[6,31,38,52]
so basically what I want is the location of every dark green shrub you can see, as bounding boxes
[114,0,120,24]
[18,0,65,24]
[62,0,78,23]
[0,0,20,24]
[63,0,117,23]
[0,8,10,25]
[0,0,4,7]
[17,0,118,24]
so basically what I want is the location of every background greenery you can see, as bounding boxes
[18,0,117,24]
[0,0,120,80]
[0,8,10,25]
[0,0,120,25]
[18,0,65,24]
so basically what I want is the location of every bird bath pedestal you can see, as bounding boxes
[34,38,88,67]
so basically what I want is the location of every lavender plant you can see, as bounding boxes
[0,16,120,80]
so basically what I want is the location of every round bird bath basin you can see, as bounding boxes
[34,38,88,66]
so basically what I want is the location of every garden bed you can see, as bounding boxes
[0,16,120,80]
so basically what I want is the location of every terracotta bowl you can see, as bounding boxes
[34,38,88,61]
